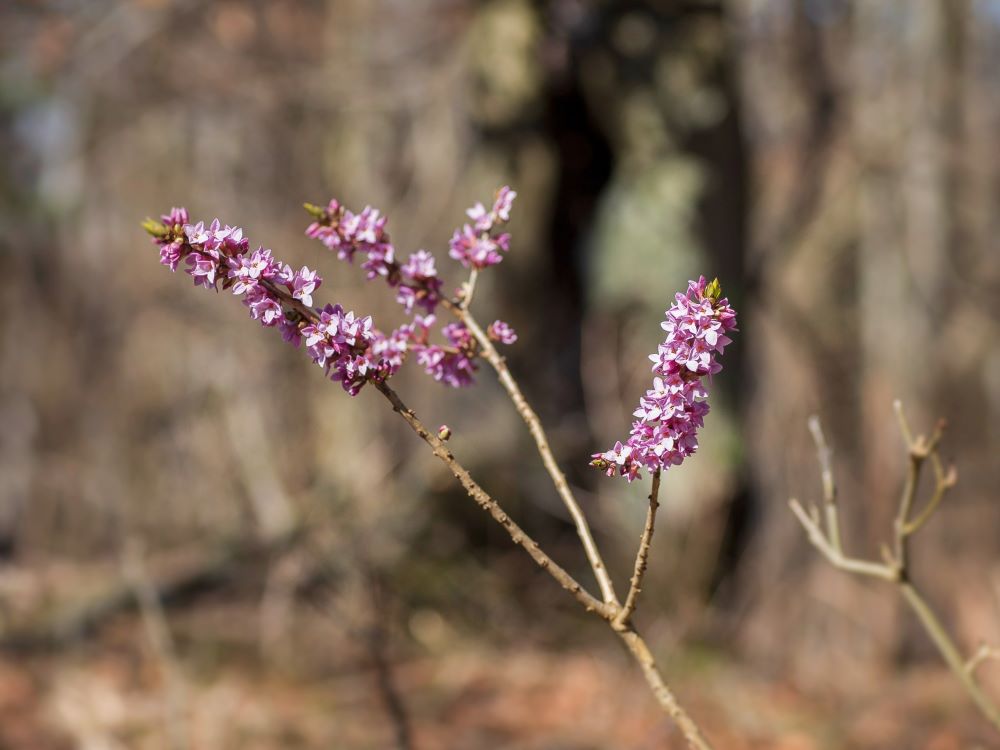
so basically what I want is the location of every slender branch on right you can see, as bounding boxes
[617,470,662,627]
[789,405,1000,733]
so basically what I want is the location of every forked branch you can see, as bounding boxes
[789,405,1000,732]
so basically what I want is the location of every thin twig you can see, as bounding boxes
[900,583,1000,729]
[444,300,618,605]
[460,269,478,310]
[618,471,662,626]
[808,415,841,553]
[893,399,915,447]
[441,298,620,607]
[894,447,921,571]
[615,627,714,750]
[903,453,956,535]
[966,644,1000,677]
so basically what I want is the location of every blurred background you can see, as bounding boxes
[2,0,1000,747]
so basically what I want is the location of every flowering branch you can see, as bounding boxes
[143,192,722,750]
[790,406,1000,732]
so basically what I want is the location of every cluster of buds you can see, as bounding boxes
[304,201,444,316]
[303,187,520,387]
[146,188,520,395]
[592,277,737,482]
[449,186,516,269]
[143,208,394,395]
[405,316,479,388]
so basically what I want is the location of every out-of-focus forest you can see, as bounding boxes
[2,0,1000,747]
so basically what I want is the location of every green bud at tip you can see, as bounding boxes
[705,277,722,302]
[303,202,326,219]
[141,218,168,237]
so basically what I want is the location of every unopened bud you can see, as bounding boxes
[705,277,722,302]
[141,218,168,237]
[303,202,326,219]
[437,424,452,441]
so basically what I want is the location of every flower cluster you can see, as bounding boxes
[592,277,737,482]
[449,186,516,269]
[303,188,519,388]
[408,316,479,388]
[304,201,443,317]
[144,208,391,396]
[147,188,522,396]
[487,319,518,345]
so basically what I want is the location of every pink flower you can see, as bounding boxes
[448,186,517,270]
[146,209,384,397]
[244,286,284,326]
[448,224,507,270]
[291,266,321,307]
[305,201,444,317]
[592,277,737,482]
[492,186,516,223]
[487,319,517,345]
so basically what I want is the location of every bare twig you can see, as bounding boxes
[615,628,713,750]
[808,415,841,553]
[441,298,620,607]
[900,583,1000,728]
[966,643,1000,677]
[460,268,479,310]
[790,408,1000,733]
[904,451,957,536]
[618,471,662,626]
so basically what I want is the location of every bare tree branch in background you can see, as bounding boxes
[790,404,1000,732]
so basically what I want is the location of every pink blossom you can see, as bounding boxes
[448,186,517,270]
[487,320,517,345]
[492,186,516,223]
[592,277,737,482]
[448,224,506,270]
[146,209,386,397]
[291,266,321,307]
[305,201,443,317]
